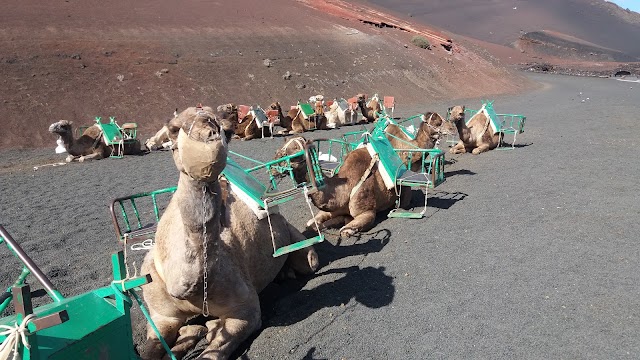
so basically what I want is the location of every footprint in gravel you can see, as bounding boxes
[47,266,68,278]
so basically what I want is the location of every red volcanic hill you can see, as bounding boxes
[364,0,640,63]
[0,0,531,149]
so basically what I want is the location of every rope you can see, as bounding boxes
[0,314,36,360]
[264,199,278,255]
[303,186,321,234]
[350,154,378,199]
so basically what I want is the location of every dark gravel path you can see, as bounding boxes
[1,72,638,359]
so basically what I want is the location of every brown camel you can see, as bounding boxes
[449,105,502,155]
[356,94,382,123]
[384,112,454,170]
[234,107,273,141]
[141,106,318,360]
[48,120,140,162]
[269,102,327,134]
[274,136,412,237]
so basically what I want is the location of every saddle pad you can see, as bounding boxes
[252,107,269,129]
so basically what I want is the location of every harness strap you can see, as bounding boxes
[350,154,378,199]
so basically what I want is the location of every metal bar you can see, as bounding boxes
[0,225,64,302]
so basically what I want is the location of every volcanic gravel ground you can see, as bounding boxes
[1,73,639,358]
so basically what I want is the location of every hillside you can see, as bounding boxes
[0,0,531,149]
[364,0,640,64]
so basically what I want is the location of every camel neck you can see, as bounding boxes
[175,173,222,249]
[454,119,471,142]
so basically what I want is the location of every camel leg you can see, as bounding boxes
[472,143,491,155]
[285,223,319,275]
[306,210,349,230]
[449,140,467,154]
[340,210,376,238]
[78,152,104,162]
[65,155,79,162]
[163,325,208,360]
[198,305,261,360]
[142,313,185,360]
[398,185,413,209]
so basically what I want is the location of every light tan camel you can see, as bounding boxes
[141,106,318,360]
[269,102,328,134]
[48,120,140,162]
[324,99,356,128]
[274,136,411,238]
[384,112,454,171]
[145,109,178,151]
[356,94,382,123]
[448,105,501,154]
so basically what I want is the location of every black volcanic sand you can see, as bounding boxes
[1,73,639,358]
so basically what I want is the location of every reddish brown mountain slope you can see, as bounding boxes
[0,0,530,149]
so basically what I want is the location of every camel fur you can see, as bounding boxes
[233,108,271,141]
[356,94,382,123]
[274,136,412,238]
[48,120,141,162]
[141,106,318,360]
[448,105,502,155]
[145,109,178,151]
[269,102,327,134]
[324,99,356,128]
[384,112,454,171]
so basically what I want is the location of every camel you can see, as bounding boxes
[141,105,318,360]
[144,109,178,151]
[324,99,356,129]
[233,107,272,141]
[356,94,382,123]
[48,120,141,162]
[274,136,412,238]
[448,105,502,155]
[269,101,327,134]
[384,112,455,171]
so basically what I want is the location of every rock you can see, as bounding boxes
[263,59,273,67]
[71,54,81,60]
[282,71,291,80]
[117,74,125,81]
[248,74,255,81]
[160,68,169,74]
[295,83,306,89]
[168,59,178,64]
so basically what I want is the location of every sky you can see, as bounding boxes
[607,0,640,12]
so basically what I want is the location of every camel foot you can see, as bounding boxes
[339,226,357,238]
[204,319,223,343]
[65,155,76,163]
[164,325,208,360]
[306,218,323,231]
[78,156,86,162]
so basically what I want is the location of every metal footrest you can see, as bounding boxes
[272,235,325,257]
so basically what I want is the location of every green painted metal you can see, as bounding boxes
[1,225,169,359]
[297,102,316,121]
[224,147,326,257]
[272,235,325,257]
[388,210,424,219]
[110,186,177,245]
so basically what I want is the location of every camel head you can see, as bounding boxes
[272,136,309,184]
[48,120,73,137]
[448,105,466,123]
[421,112,454,137]
[167,105,229,183]
[269,102,282,111]
[356,94,367,104]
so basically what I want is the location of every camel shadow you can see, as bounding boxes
[444,169,476,178]
[428,190,467,210]
[498,142,533,149]
[228,229,394,359]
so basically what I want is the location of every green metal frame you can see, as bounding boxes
[110,187,177,246]
[0,225,175,360]
[222,144,326,257]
